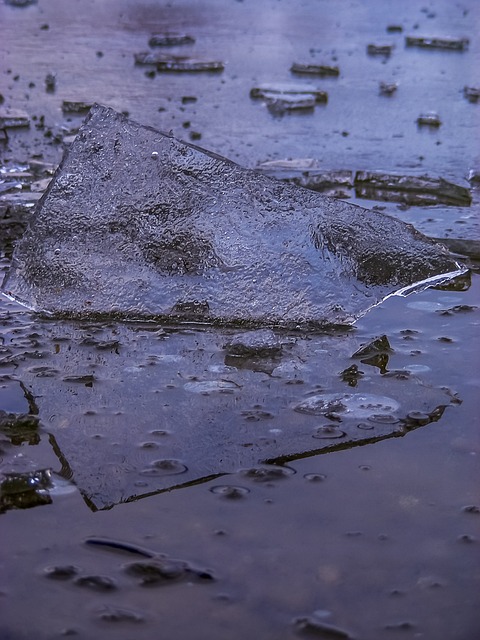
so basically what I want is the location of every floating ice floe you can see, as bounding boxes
[2,104,464,328]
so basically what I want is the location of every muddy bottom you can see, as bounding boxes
[1,1,479,639]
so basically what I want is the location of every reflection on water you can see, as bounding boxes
[1,272,479,639]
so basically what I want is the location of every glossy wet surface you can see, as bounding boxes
[1,1,479,638]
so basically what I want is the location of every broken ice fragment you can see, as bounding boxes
[265,94,317,114]
[61,100,93,114]
[290,63,339,77]
[156,58,224,72]
[367,44,394,56]
[257,160,353,193]
[467,169,480,183]
[135,51,223,71]
[257,158,319,172]
[148,33,195,47]
[225,329,282,357]
[2,104,463,328]
[134,51,167,65]
[45,73,56,92]
[0,109,30,128]
[294,616,353,638]
[432,238,480,261]
[250,83,328,103]
[354,171,471,207]
[379,81,398,96]
[405,36,469,51]
[463,86,480,103]
[417,112,442,127]
[353,335,392,358]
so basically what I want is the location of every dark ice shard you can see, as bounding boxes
[379,81,398,96]
[290,63,340,77]
[0,109,30,128]
[257,160,353,193]
[156,58,224,72]
[2,105,463,327]
[367,43,394,56]
[61,100,93,114]
[417,111,442,127]
[405,36,469,51]
[354,171,471,207]
[135,52,223,72]
[148,33,195,47]
[464,86,480,103]
[250,83,328,104]
[264,94,317,114]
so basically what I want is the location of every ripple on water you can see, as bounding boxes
[139,459,187,477]
[210,485,250,499]
[239,465,296,482]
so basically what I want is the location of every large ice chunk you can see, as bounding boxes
[2,104,462,327]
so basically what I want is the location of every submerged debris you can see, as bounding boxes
[290,63,340,77]
[405,35,469,51]
[148,33,195,47]
[417,112,442,127]
[354,171,471,206]
[0,109,30,128]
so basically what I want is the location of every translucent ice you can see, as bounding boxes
[2,105,463,327]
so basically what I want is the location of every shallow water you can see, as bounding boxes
[1,276,479,639]
[1,0,480,638]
